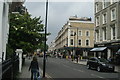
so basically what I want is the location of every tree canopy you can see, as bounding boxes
[7,13,50,56]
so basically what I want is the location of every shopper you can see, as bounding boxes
[29,57,40,80]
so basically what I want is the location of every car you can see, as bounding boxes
[87,57,115,72]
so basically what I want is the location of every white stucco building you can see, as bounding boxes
[0,1,10,62]
[0,0,25,62]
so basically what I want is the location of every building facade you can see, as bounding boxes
[48,40,55,54]
[94,1,120,59]
[54,16,94,57]
[0,0,25,62]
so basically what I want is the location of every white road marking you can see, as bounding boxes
[62,64,84,73]
[78,69,84,72]
[39,67,52,78]
[73,68,84,72]
[90,73,111,80]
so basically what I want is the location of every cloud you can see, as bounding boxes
[24,2,94,45]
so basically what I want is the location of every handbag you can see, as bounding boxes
[37,71,41,80]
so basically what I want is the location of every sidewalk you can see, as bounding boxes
[72,59,120,72]
[18,58,31,78]
[18,57,50,79]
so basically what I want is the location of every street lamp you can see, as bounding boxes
[43,0,48,78]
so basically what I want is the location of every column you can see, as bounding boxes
[68,28,70,46]
[16,49,23,73]
[2,2,9,60]
[94,52,96,57]
[85,51,88,57]
[83,51,85,56]
[0,1,4,62]
[107,48,111,59]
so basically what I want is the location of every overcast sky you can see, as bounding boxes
[24,1,94,45]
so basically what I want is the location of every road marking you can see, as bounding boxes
[78,69,84,72]
[91,74,104,78]
[73,68,84,72]
[40,68,53,78]
[50,60,60,64]
[90,73,111,80]
[63,64,71,68]
[62,63,85,73]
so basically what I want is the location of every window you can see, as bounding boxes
[102,27,107,41]
[70,39,73,45]
[78,39,82,46]
[111,8,116,21]
[111,24,116,40]
[95,30,100,42]
[102,0,107,9]
[70,30,74,36]
[95,3,99,13]
[79,31,82,36]
[96,16,100,26]
[86,31,90,36]
[86,39,89,46]
[111,0,116,4]
[103,13,107,24]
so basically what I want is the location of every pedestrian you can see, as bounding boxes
[29,56,40,80]
[76,55,79,63]
[75,50,79,63]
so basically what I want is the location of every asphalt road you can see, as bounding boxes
[38,57,119,80]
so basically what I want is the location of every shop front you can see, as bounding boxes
[90,47,107,59]
[94,41,120,64]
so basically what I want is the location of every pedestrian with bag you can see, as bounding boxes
[29,56,40,80]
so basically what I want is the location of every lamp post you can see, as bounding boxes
[43,0,48,78]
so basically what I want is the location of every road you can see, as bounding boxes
[38,57,119,80]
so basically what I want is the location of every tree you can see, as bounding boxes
[7,13,50,57]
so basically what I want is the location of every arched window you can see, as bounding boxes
[70,39,73,45]
[86,39,89,46]
[78,39,82,46]
[86,31,90,36]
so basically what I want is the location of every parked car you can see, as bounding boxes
[87,57,115,72]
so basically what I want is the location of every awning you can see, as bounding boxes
[90,47,107,52]
[117,49,120,52]
[116,49,120,55]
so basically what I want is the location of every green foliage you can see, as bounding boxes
[6,44,14,59]
[7,13,50,56]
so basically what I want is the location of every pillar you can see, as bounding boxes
[15,49,23,73]
[107,48,111,59]
[85,51,88,57]
[94,52,96,57]
[68,29,70,46]
[0,1,4,62]
[2,2,9,61]
[83,51,85,56]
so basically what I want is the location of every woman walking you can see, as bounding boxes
[29,57,40,80]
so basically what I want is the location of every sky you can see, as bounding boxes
[24,1,94,46]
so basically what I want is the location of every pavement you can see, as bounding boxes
[72,59,120,72]
[18,57,51,79]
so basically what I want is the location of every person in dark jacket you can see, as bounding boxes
[29,57,39,80]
